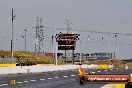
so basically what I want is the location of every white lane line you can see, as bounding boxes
[54,77,59,79]
[2,84,9,86]
[97,71,101,72]
[30,80,36,82]
[40,79,45,81]
[0,85,2,86]
[92,72,95,74]
[23,81,29,83]
[110,69,113,70]
[47,78,53,80]
[64,76,68,78]
[70,75,76,77]
[17,82,23,84]
[104,70,108,71]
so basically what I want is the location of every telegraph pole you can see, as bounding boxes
[24,29,29,51]
[11,8,16,58]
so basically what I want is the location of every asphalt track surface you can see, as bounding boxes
[0,68,132,88]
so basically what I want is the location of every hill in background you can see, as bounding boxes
[0,50,64,65]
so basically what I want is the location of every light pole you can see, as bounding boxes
[112,34,119,59]
[52,35,55,63]
[24,29,29,51]
[115,35,119,59]
[55,40,58,65]
[87,36,90,62]
[79,39,82,64]
[108,35,111,53]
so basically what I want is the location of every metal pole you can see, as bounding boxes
[65,45,66,62]
[24,29,27,51]
[115,36,118,59]
[52,35,55,63]
[79,40,82,64]
[11,23,13,58]
[72,49,74,64]
[116,36,119,59]
[55,41,58,65]
[117,37,119,59]
[108,35,111,53]
[11,8,16,58]
[112,36,116,59]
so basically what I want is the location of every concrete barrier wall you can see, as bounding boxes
[0,64,113,75]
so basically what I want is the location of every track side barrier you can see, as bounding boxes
[0,64,113,75]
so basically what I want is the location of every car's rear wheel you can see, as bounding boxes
[76,76,86,85]
[125,82,132,88]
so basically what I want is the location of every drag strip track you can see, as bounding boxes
[0,68,132,88]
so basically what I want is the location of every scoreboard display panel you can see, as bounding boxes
[58,45,75,50]
[58,40,75,45]
[56,34,80,41]
[56,33,79,50]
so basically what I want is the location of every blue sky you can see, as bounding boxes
[0,0,132,59]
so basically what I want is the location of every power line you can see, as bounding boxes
[45,26,132,36]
